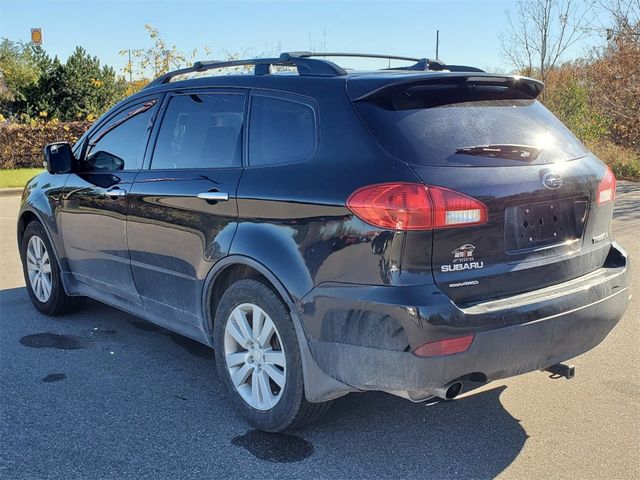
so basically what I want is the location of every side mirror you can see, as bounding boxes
[43,142,75,174]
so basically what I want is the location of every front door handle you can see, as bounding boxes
[197,192,229,202]
[106,188,127,199]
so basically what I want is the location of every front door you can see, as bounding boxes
[126,90,246,327]
[60,97,160,302]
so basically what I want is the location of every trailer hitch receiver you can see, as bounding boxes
[544,363,576,379]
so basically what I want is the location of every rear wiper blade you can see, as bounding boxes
[455,144,541,161]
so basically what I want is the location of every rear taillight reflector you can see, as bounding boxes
[446,209,483,225]
[413,335,475,357]
[596,167,616,205]
[346,182,487,231]
[427,186,488,228]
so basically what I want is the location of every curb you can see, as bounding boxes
[0,188,23,197]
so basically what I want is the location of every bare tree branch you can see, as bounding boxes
[499,0,595,84]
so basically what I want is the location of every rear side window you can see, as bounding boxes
[248,95,316,166]
[152,93,245,170]
[354,99,588,166]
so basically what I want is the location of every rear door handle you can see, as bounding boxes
[197,192,229,202]
[106,188,127,199]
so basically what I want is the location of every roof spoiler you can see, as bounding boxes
[352,74,544,103]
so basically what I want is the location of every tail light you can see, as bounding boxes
[596,167,616,205]
[346,182,487,231]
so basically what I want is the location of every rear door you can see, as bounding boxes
[350,75,615,305]
[126,89,246,326]
[60,96,160,301]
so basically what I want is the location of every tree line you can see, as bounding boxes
[500,0,638,177]
[501,0,639,148]
[0,3,638,177]
[0,24,210,124]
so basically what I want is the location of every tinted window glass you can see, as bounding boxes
[152,93,245,169]
[354,99,587,166]
[249,96,316,166]
[85,100,157,171]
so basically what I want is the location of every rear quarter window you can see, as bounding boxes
[248,94,317,166]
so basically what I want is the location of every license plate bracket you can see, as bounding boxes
[504,198,588,252]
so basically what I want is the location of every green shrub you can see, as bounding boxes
[587,139,640,181]
[543,67,610,145]
[0,120,91,169]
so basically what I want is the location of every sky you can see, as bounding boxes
[0,0,607,77]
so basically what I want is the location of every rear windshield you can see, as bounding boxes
[354,99,588,166]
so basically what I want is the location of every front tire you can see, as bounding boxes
[20,221,78,316]
[213,279,331,432]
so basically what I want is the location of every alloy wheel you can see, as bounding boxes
[223,303,287,411]
[26,235,52,303]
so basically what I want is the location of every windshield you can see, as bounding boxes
[354,99,588,166]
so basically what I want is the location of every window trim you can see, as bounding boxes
[145,88,248,171]
[88,100,157,147]
[79,94,162,173]
[246,89,319,168]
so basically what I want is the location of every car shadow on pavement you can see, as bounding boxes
[2,288,527,479]
[304,385,527,478]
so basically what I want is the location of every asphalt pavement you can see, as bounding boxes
[1,184,638,479]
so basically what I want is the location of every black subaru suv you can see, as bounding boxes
[18,52,630,432]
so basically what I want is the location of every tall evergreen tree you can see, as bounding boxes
[1,41,126,121]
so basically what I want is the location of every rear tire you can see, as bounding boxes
[20,221,79,316]
[213,278,331,432]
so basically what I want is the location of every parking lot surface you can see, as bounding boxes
[1,183,639,479]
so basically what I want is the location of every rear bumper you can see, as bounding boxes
[300,242,630,396]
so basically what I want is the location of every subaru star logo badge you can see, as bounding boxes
[542,172,563,190]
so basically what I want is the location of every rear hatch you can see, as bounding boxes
[349,73,615,305]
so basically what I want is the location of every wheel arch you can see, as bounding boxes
[17,209,40,245]
[202,255,296,338]
[17,207,73,296]
[18,207,67,270]
[202,255,354,402]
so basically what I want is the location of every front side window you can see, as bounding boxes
[151,93,245,170]
[85,100,157,171]
[248,95,316,166]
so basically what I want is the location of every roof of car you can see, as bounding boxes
[134,53,543,104]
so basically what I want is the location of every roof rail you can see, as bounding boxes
[144,52,484,89]
[284,51,422,62]
[145,54,347,88]
[285,52,484,73]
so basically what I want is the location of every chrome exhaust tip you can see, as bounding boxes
[433,380,464,400]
